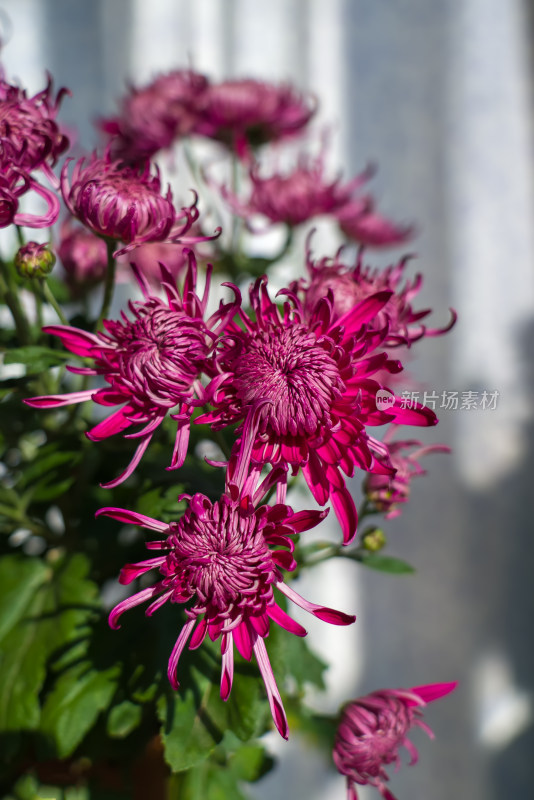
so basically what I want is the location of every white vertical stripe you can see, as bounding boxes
[448,0,534,486]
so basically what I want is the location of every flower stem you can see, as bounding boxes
[95,238,117,331]
[0,257,32,343]
[40,279,69,326]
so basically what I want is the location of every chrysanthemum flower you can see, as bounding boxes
[0,75,68,174]
[364,428,450,519]
[97,404,356,739]
[57,220,108,295]
[194,78,315,157]
[298,245,456,347]
[335,199,413,248]
[25,252,238,487]
[333,682,457,800]
[0,76,68,228]
[61,150,212,256]
[100,69,209,163]
[198,276,437,544]
[333,165,413,248]
[221,154,355,228]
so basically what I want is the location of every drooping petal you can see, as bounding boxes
[276,581,356,626]
[220,641,234,701]
[252,634,289,740]
[331,486,358,545]
[108,585,160,629]
[167,619,196,690]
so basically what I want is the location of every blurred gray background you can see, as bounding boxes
[3,1,533,798]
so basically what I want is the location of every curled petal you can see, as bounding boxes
[167,619,196,690]
[276,580,356,626]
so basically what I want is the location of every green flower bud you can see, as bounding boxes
[15,241,56,279]
[361,527,386,552]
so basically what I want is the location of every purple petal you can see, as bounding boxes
[24,389,95,408]
[220,642,234,701]
[267,603,307,637]
[252,634,289,740]
[167,619,196,691]
[408,681,458,706]
[95,506,168,532]
[331,486,358,545]
[42,325,99,357]
[86,405,135,441]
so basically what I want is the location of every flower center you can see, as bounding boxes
[233,323,344,437]
[166,499,277,619]
[104,302,210,408]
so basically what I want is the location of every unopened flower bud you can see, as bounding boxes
[15,241,56,278]
[361,527,386,552]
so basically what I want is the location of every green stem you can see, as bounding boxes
[15,225,25,249]
[32,278,43,329]
[95,238,117,332]
[0,258,32,344]
[40,279,69,326]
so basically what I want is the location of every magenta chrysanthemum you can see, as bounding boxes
[0,76,68,173]
[364,428,450,518]
[298,245,457,347]
[61,150,210,256]
[333,165,413,248]
[57,220,108,294]
[25,252,238,487]
[221,153,355,228]
[100,69,209,163]
[199,276,438,544]
[98,406,355,739]
[333,682,457,800]
[0,76,68,228]
[194,78,315,157]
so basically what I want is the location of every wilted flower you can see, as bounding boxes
[25,252,238,487]
[333,682,457,800]
[194,78,315,157]
[299,245,456,347]
[100,69,209,163]
[14,241,55,278]
[98,405,355,739]
[60,150,207,256]
[199,276,437,544]
[57,220,108,294]
[364,428,450,518]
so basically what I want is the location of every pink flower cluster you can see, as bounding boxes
[101,70,315,162]
[13,63,456,759]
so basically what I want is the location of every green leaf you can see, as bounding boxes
[267,620,328,693]
[172,739,274,800]
[40,659,121,756]
[107,699,143,738]
[158,681,220,772]
[358,552,416,574]
[3,346,71,373]
[0,553,100,732]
